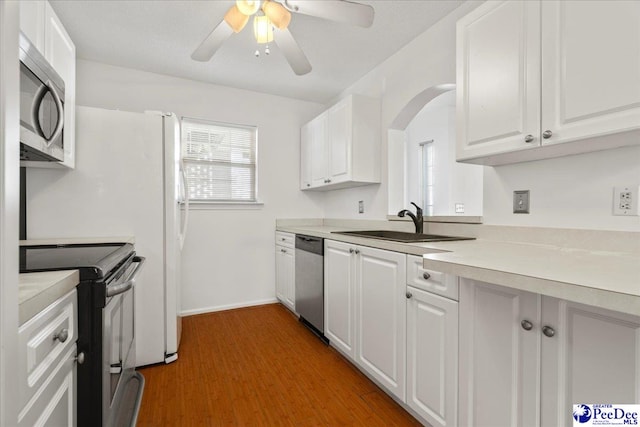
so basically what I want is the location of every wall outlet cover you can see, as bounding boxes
[513,190,530,214]
[613,186,639,216]
[455,203,465,214]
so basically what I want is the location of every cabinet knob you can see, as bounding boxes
[53,328,69,343]
[327,179,332,183]
[542,325,556,338]
[524,134,535,143]
[542,130,553,139]
[281,248,286,253]
[306,183,311,187]
[75,352,85,365]
[521,319,533,331]
[406,291,413,299]
[354,249,360,254]
[349,248,355,254]
[422,272,431,280]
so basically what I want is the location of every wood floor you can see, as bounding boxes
[137,303,421,426]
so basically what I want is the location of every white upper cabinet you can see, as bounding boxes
[300,94,380,191]
[20,1,76,169]
[540,1,640,148]
[456,1,541,161]
[457,0,640,165]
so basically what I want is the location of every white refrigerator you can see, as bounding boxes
[26,106,188,366]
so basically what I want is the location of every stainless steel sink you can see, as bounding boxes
[332,230,475,243]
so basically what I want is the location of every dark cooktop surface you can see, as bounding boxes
[20,243,134,280]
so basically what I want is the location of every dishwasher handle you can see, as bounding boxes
[295,235,324,255]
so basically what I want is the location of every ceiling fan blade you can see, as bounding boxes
[284,0,374,28]
[191,20,234,62]
[273,28,312,75]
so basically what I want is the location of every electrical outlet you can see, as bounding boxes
[513,190,530,214]
[455,203,465,214]
[358,200,364,214]
[613,186,639,216]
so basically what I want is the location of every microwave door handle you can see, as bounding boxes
[106,256,146,297]
[43,80,64,148]
[31,84,48,138]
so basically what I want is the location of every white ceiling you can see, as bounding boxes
[49,0,465,104]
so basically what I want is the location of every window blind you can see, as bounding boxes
[181,118,257,202]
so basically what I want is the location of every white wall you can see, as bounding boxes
[28,59,325,314]
[405,90,483,216]
[321,0,639,232]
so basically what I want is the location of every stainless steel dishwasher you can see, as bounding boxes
[295,234,327,343]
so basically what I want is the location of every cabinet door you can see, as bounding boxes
[407,286,458,427]
[300,124,312,189]
[18,346,76,427]
[309,112,328,187]
[541,1,640,147]
[540,297,640,427]
[44,2,75,169]
[327,98,350,184]
[459,279,541,427]
[456,0,541,161]
[355,246,406,401]
[275,245,295,312]
[324,240,356,359]
[19,0,45,51]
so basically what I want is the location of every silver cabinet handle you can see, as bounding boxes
[53,328,69,343]
[422,272,431,280]
[524,134,534,143]
[542,130,553,139]
[521,320,533,331]
[406,291,413,299]
[75,352,85,365]
[542,325,555,337]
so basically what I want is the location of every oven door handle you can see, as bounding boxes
[106,256,146,297]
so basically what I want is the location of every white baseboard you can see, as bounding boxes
[180,298,279,317]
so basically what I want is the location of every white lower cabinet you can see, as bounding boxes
[407,287,458,427]
[324,240,406,401]
[356,246,406,401]
[275,232,295,312]
[18,288,78,427]
[459,278,640,427]
[324,240,356,358]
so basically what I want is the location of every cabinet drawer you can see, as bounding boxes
[18,289,77,411]
[407,255,458,301]
[275,231,295,248]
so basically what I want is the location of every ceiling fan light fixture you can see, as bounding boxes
[236,0,261,16]
[253,15,273,44]
[224,5,250,33]
[262,0,291,30]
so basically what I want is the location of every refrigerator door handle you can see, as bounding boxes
[179,158,190,251]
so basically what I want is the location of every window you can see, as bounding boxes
[420,140,434,216]
[181,118,257,203]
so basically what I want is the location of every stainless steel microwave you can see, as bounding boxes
[19,32,65,162]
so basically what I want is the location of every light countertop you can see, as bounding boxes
[276,224,640,317]
[19,270,79,326]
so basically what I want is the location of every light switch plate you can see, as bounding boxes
[358,200,364,214]
[513,190,530,214]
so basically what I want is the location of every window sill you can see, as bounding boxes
[181,201,265,210]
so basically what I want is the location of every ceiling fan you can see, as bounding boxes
[191,0,375,76]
